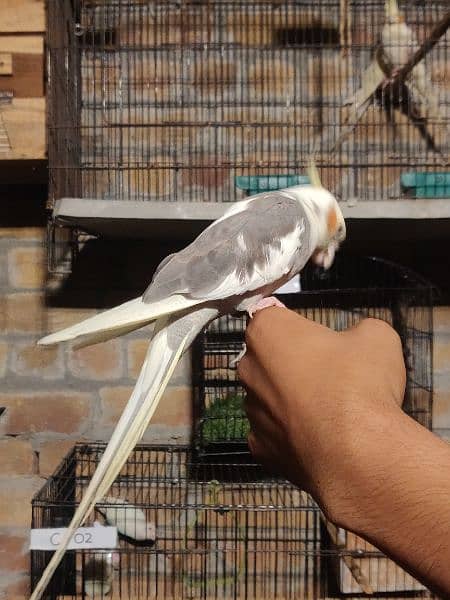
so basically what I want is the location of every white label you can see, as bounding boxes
[275,275,301,294]
[30,526,118,551]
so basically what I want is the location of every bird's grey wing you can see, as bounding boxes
[143,191,311,304]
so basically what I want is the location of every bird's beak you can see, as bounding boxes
[311,205,346,270]
[312,243,337,270]
[335,216,346,244]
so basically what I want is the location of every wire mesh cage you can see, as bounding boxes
[31,444,437,599]
[47,0,449,207]
[192,255,434,459]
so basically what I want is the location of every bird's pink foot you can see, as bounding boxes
[247,296,286,318]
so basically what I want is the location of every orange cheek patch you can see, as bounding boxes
[327,207,338,236]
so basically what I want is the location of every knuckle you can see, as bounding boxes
[360,317,399,342]
[377,319,402,347]
[358,318,404,360]
[360,316,390,331]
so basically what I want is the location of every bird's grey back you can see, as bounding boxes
[143,191,311,303]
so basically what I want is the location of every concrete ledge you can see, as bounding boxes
[342,200,450,219]
[54,197,225,239]
[53,197,450,240]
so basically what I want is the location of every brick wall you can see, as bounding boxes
[0,222,193,597]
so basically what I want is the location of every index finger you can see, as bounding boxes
[245,306,336,357]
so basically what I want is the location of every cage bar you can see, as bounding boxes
[47,0,449,206]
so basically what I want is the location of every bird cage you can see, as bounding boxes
[31,444,437,599]
[193,255,434,459]
[46,0,450,270]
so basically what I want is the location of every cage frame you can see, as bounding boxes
[31,443,437,599]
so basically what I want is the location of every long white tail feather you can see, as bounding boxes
[93,323,186,501]
[84,316,176,505]
[30,316,191,600]
[92,306,219,504]
[38,295,202,348]
[72,322,151,350]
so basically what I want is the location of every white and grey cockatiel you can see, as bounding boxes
[96,496,156,543]
[30,169,345,600]
[333,0,448,155]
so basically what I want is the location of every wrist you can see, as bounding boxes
[320,412,450,595]
[315,406,410,531]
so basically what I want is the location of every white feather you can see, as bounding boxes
[97,497,156,542]
[213,196,253,225]
[37,294,201,348]
[200,222,306,302]
[237,233,246,252]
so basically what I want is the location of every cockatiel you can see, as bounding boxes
[332,0,448,155]
[30,169,345,600]
[380,0,435,115]
[376,0,448,156]
[96,496,156,543]
[379,0,449,152]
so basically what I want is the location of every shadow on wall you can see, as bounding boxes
[45,238,188,309]
[2,183,448,306]
[0,183,47,227]
[46,227,450,308]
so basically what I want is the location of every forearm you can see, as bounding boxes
[330,411,450,596]
[239,309,450,596]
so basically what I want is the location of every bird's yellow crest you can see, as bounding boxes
[307,158,322,187]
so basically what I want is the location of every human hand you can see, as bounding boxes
[237,307,406,525]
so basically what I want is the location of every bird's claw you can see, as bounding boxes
[230,298,287,367]
[247,297,287,319]
[230,344,247,367]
